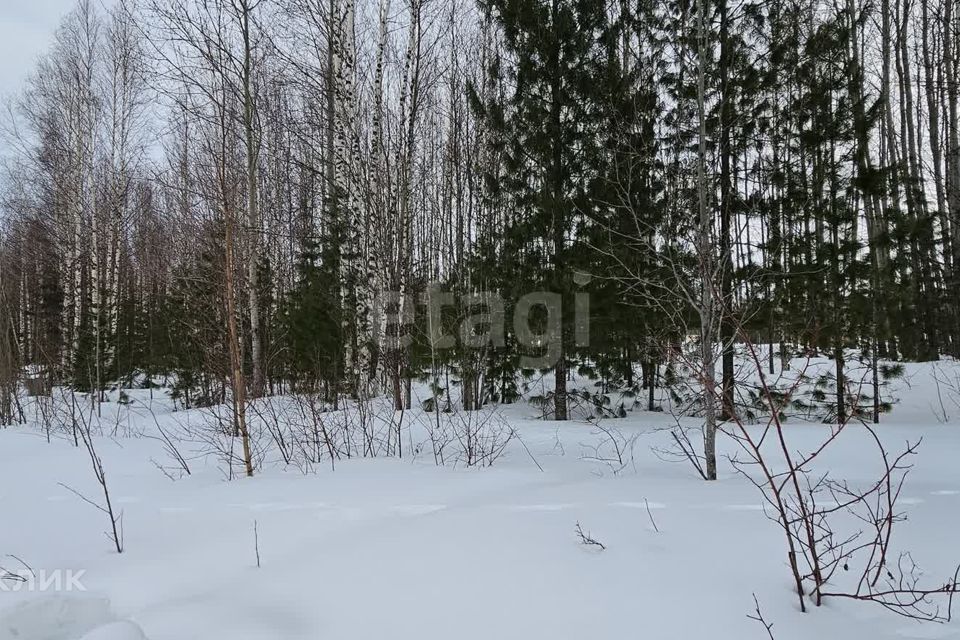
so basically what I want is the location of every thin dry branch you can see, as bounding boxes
[574,521,606,551]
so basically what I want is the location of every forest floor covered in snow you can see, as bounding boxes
[2,357,960,640]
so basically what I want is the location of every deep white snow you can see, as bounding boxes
[2,358,960,640]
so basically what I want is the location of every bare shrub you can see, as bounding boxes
[58,393,124,553]
[929,362,960,423]
[414,394,515,468]
[746,594,775,640]
[449,406,515,467]
[652,417,709,481]
[723,338,959,621]
[0,556,33,586]
[192,403,267,480]
[574,522,606,550]
[580,418,639,475]
[142,406,192,480]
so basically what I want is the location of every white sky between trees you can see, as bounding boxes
[0,1,116,100]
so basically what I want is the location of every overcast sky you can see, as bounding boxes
[0,3,68,204]
[0,2,89,100]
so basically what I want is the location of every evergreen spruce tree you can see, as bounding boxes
[281,236,343,398]
[470,0,632,420]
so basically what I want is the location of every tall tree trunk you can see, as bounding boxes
[240,0,264,397]
[719,0,736,421]
[946,0,960,351]
[225,211,254,478]
[549,0,567,422]
[697,0,717,480]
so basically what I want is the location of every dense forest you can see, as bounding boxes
[0,0,957,469]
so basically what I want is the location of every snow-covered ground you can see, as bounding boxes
[2,359,960,640]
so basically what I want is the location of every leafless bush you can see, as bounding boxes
[249,393,334,473]
[156,379,525,473]
[344,393,395,458]
[0,556,33,586]
[409,391,516,468]
[58,393,123,553]
[44,387,94,445]
[251,395,295,466]
[246,392,410,471]
[37,391,54,443]
[142,406,192,480]
[746,594,775,640]
[652,417,709,481]
[580,418,638,475]
[448,405,515,467]
[192,403,267,480]
[929,362,960,423]
[723,338,959,621]
[413,404,457,465]
[574,521,606,550]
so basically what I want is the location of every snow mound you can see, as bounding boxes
[0,596,146,640]
[78,621,148,640]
